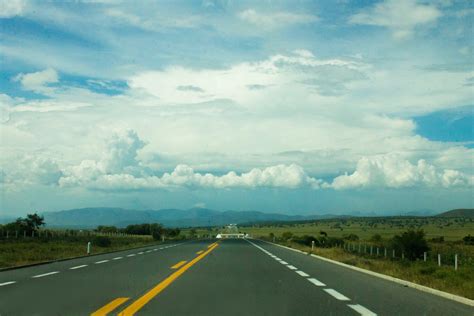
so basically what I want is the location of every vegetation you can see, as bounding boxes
[244,216,474,299]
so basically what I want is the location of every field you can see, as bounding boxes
[0,234,159,269]
[233,216,474,299]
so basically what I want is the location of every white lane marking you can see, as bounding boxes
[127,254,136,257]
[308,277,326,287]
[348,304,377,316]
[159,247,164,250]
[280,261,288,265]
[145,250,152,253]
[0,281,16,286]
[32,271,59,278]
[95,260,109,264]
[296,270,310,277]
[153,248,158,251]
[113,257,123,260]
[287,265,297,270]
[324,289,350,301]
[274,257,281,260]
[69,264,88,270]
[138,252,144,255]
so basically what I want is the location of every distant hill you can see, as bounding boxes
[41,207,332,228]
[436,209,474,218]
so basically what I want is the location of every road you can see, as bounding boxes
[0,239,472,315]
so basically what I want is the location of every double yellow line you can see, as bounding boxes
[91,242,219,316]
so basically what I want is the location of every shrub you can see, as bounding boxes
[93,236,111,247]
[281,231,293,240]
[343,233,359,241]
[370,234,382,243]
[431,236,444,243]
[462,235,474,245]
[391,230,429,260]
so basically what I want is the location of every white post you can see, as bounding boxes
[87,241,91,255]
[438,254,441,266]
[162,235,165,243]
[455,254,458,271]
[402,252,404,260]
[423,252,427,262]
[376,248,379,256]
[384,248,387,258]
[392,249,395,258]
[311,240,314,251]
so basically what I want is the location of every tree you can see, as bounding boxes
[281,231,293,240]
[391,230,429,260]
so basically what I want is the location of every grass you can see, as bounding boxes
[277,240,474,300]
[0,235,159,269]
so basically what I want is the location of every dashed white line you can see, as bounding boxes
[280,261,288,265]
[324,288,350,301]
[295,270,310,277]
[348,304,377,316]
[127,254,136,257]
[95,260,109,264]
[113,257,123,260]
[69,264,88,270]
[32,271,59,278]
[145,250,152,253]
[307,278,326,287]
[137,252,144,255]
[287,265,297,270]
[0,281,16,286]
[153,248,158,251]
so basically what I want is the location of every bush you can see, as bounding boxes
[370,234,382,243]
[431,236,444,243]
[391,230,429,260]
[343,233,359,241]
[462,235,474,245]
[281,231,293,240]
[93,236,111,247]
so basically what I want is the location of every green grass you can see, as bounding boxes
[0,235,159,269]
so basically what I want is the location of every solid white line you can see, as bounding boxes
[307,277,325,287]
[280,261,288,265]
[348,304,377,316]
[69,264,88,270]
[287,265,297,270]
[0,281,16,286]
[95,260,109,264]
[32,271,59,278]
[324,288,350,301]
[127,254,136,257]
[274,257,281,261]
[113,257,123,260]
[296,270,310,277]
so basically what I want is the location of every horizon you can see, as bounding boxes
[1,0,473,217]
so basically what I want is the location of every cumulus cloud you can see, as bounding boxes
[238,9,318,30]
[330,155,472,189]
[349,0,441,39]
[0,0,25,18]
[13,68,59,93]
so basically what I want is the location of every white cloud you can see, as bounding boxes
[0,0,25,18]
[13,68,59,93]
[238,9,318,30]
[330,154,472,189]
[349,0,441,39]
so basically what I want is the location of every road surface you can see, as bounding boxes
[0,239,472,315]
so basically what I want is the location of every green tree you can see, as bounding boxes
[391,230,429,260]
[281,231,293,240]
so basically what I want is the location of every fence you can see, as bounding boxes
[0,229,149,239]
[337,241,472,271]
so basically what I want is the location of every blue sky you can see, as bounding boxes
[0,0,473,216]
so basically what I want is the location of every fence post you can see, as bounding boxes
[376,248,379,256]
[15,231,18,238]
[87,242,91,255]
[311,240,314,251]
[454,254,458,271]
[392,249,395,258]
[423,252,427,262]
[370,246,373,255]
[384,248,387,258]
[438,254,441,266]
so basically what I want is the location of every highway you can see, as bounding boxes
[0,239,472,315]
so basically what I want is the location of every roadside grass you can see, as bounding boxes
[274,240,474,300]
[0,235,158,269]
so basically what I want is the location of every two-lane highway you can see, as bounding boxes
[0,239,472,315]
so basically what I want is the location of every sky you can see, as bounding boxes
[0,0,473,217]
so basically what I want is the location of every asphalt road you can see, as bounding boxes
[0,238,472,315]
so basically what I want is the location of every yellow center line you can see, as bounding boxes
[118,243,219,316]
[170,260,187,269]
[196,250,203,254]
[91,297,129,316]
